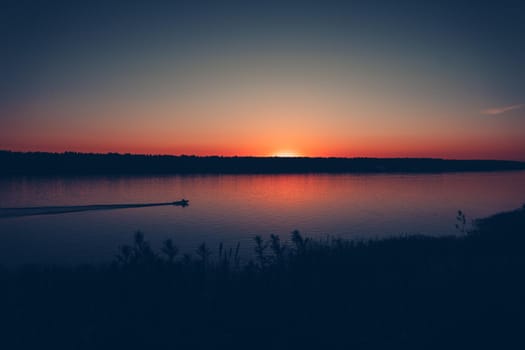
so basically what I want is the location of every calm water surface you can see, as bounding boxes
[1,171,524,265]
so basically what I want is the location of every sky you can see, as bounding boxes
[1,0,524,160]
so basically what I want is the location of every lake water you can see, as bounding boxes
[1,171,524,266]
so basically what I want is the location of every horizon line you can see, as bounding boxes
[1,149,524,163]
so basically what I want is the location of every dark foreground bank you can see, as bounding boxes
[1,206,525,349]
[2,150,525,175]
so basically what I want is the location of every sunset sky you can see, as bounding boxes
[1,0,524,160]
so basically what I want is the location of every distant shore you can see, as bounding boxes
[1,150,525,176]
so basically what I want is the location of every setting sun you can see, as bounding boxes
[271,151,303,158]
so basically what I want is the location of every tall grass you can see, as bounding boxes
[1,205,524,349]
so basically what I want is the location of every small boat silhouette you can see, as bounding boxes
[174,199,189,207]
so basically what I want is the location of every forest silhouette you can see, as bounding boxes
[1,150,524,175]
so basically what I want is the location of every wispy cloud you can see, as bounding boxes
[481,104,523,115]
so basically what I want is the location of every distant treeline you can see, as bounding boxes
[1,150,525,175]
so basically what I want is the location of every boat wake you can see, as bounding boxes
[0,200,189,218]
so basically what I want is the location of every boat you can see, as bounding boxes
[174,199,189,207]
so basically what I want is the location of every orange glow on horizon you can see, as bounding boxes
[3,85,525,161]
[270,151,303,158]
[3,138,525,161]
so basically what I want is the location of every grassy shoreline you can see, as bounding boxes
[1,205,525,349]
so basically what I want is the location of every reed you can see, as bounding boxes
[1,205,524,349]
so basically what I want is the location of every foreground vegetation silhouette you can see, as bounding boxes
[1,205,525,349]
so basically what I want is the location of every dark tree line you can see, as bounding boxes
[1,150,524,175]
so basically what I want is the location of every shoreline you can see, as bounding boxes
[2,150,525,176]
[1,205,524,348]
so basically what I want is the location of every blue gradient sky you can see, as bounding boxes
[1,0,524,159]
